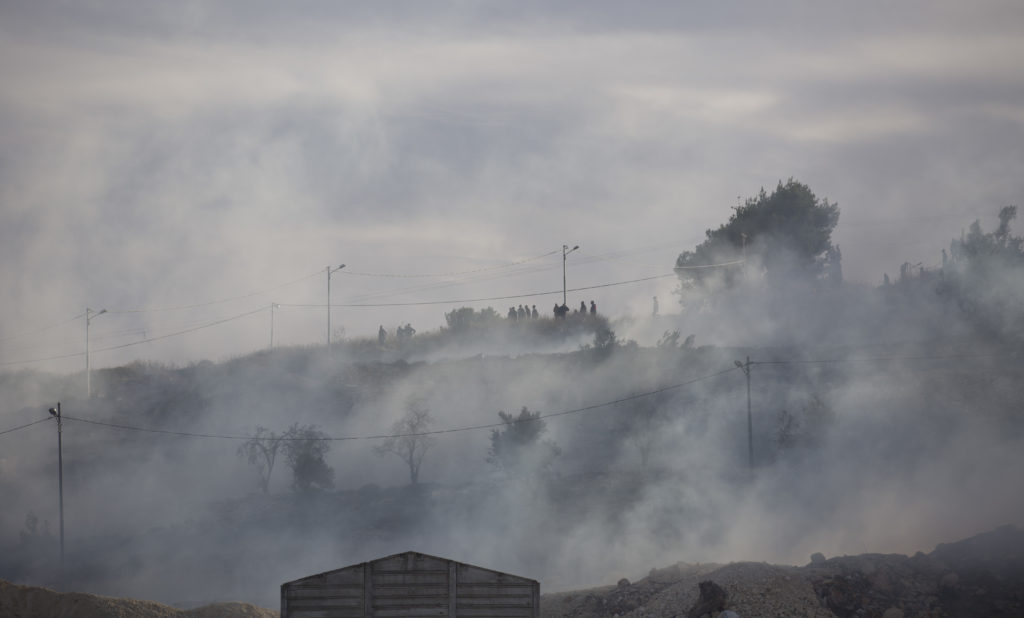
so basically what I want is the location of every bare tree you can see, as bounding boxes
[236,426,285,493]
[375,402,435,484]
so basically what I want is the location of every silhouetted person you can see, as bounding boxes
[590,300,596,315]
[531,305,538,319]
[580,300,587,314]
[517,305,526,320]
[378,325,386,345]
[508,306,517,320]
[652,296,659,316]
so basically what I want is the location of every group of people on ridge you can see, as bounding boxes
[552,300,597,319]
[507,304,538,321]
[378,323,415,344]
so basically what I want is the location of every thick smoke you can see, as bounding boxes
[3,244,1024,610]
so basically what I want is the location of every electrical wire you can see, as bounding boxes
[750,351,1015,366]
[58,365,742,442]
[339,250,560,278]
[0,416,52,437]
[282,273,678,309]
[107,270,322,314]
[0,306,268,367]
[0,312,86,345]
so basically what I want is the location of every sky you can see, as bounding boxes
[2,0,1024,372]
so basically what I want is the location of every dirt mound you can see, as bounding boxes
[541,526,1024,617]
[0,580,278,618]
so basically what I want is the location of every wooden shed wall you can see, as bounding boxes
[282,553,538,618]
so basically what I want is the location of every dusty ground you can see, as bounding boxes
[3,525,1022,617]
[542,525,1024,618]
[0,579,277,618]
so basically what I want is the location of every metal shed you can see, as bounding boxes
[281,551,540,618]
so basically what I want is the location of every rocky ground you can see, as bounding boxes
[542,525,1024,618]
[3,525,1022,617]
[0,580,277,618]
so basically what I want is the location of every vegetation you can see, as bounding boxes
[676,179,841,288]
[374,401,435,484]
[486,406,561,476]
[237,426,285,494]
[281,423,335,491]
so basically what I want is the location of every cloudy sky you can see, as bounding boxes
[2,1,1023,371]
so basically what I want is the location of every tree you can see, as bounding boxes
[675,179,840,288]
[237,426,285,493]
[444,306,501,333]
[374,401,435,484]
[281,423,335,491]
[944,205,1024,335]
[622,396,668,468]
[487,406,560,475]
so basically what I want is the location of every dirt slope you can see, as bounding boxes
[0,580,277,618]
[3,525,1022,618]
[542,525,1024,618]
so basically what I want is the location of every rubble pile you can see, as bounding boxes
[542,525,1024,618]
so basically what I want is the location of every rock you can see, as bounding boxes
[687,580,727,618]
[810,553,826,565]
[881,608,904,618]
[940,572,959,588]
[617,578,630,588]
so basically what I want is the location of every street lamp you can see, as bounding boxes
[562,244,579,306]
[270,302,282,349]
[85,308,107,398]
[326,264,345,351]
[735,357,753,473]
[47,402,64,571]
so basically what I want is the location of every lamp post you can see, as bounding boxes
[47,402,64,571]
[326,264,345,351]
[85,308,106,398]
[562,244,579,306]
[270,303,280,349]
[734,357,753,473]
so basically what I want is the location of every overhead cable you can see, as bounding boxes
[58,365,742,442]
[0,416,52,437]
[107,270,322,314]
[282,273,679,309]
[339,250,559,278]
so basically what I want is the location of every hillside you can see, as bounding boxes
[3,525,1022,617]
[2,300,1024,608]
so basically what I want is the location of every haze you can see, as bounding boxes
[1,1,1023,612]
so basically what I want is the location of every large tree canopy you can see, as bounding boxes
[676,179,840,286]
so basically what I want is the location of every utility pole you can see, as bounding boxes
[85,308,106,398]
[326,264,345,352]
[734,356,753,472]
[562,244,579,306]
[270,303,280,349]
[47,402,65,572]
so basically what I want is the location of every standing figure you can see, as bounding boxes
[580,300,587,314]
[378,325,387,345]
[531,305,538,319]
[590,300,596,315]
[652,296,659,317]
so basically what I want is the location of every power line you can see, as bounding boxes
[339,250,560,278]
[750,351,1015,366]
[107,270,322,314]
[0,416,52,437]
[0,306,268,367]
[58,365,742,442]
[0,312,86,345]
[282,273,679,309]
